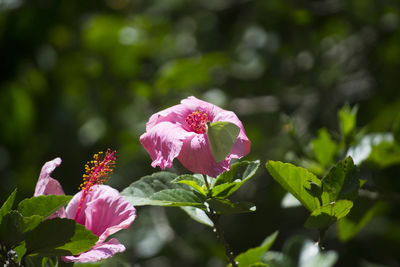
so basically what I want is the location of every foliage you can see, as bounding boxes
[2,0,400,265]
[266,156,362,239]
[232,231,278,267]
[0,192,97,266]
[121,160,260,224]
[262,236,338,267]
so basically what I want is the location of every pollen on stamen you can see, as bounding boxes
[75,149,117,221]
[186,110,208,134]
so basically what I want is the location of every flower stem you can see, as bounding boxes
[202,174,210,192]
[317,229,326,251]
[208,212,238,267]
[202,175,237,267]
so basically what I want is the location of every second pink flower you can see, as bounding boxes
[140,96,251,177]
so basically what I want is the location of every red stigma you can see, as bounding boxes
[74,149,117,221]
[186,111,208,134]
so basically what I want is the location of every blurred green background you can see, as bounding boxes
[1,0,400,266]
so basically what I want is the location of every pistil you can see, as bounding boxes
[185,111,208,134]
[74,149,117,221]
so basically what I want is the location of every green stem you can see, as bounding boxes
[208,211,237,267]
[202,174,210,192]
[317,229,326,251]
[202,175,237,267]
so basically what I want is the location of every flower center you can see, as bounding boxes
[186,111,208,134]
[74,149,117,221]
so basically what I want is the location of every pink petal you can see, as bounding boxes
[140,122,194,169]
[34,157,66,218]
[64,191,81,220]
[34,157,65,196]
[182,96,251,160]
[181,96,225,121]
[176,106,251,177]
[65,185,136,243]
[177,134,231,177]
[61,238,125,263]
[145,102,189,131]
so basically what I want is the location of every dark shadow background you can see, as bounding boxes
[1,0,400,266]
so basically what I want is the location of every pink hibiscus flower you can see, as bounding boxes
[34,150,136,263]
[140,96,251,177]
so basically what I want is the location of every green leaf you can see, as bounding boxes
[207,198,256,215]
[215,160,260,186]
[23,255,48,267]
[231,263,268,267]
[14,242,27,261]
[311,128,337,168]
[0,210,26,248]
[149,189,206,207]
[346,133,399,168]
[211,160,260,198]
[211,183,239,198]
[338,201,386,242]
[266,161,321,212]
[17,195,72,219]
[121,172,206,208]
[207,121,240,162]
[235,231,278,267]
[367,140,400,168]
[180,206,213,227]
[172,174,206,195]
[297,245,337,267]
[22,215,43,232]
[307,182,323,199]
[0,211,43,249]
[338,104,358,140]
[24,256,59,267]
[320,157,361,205]
[261,251,291,267]
[304,200,353,230]
[0,189,17,225]
[271,236,338,267]
[121,171,180,205]
[25,218,98,257]
[248,263,268,267]
[297,159,325,177]
[43,257,59,267]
